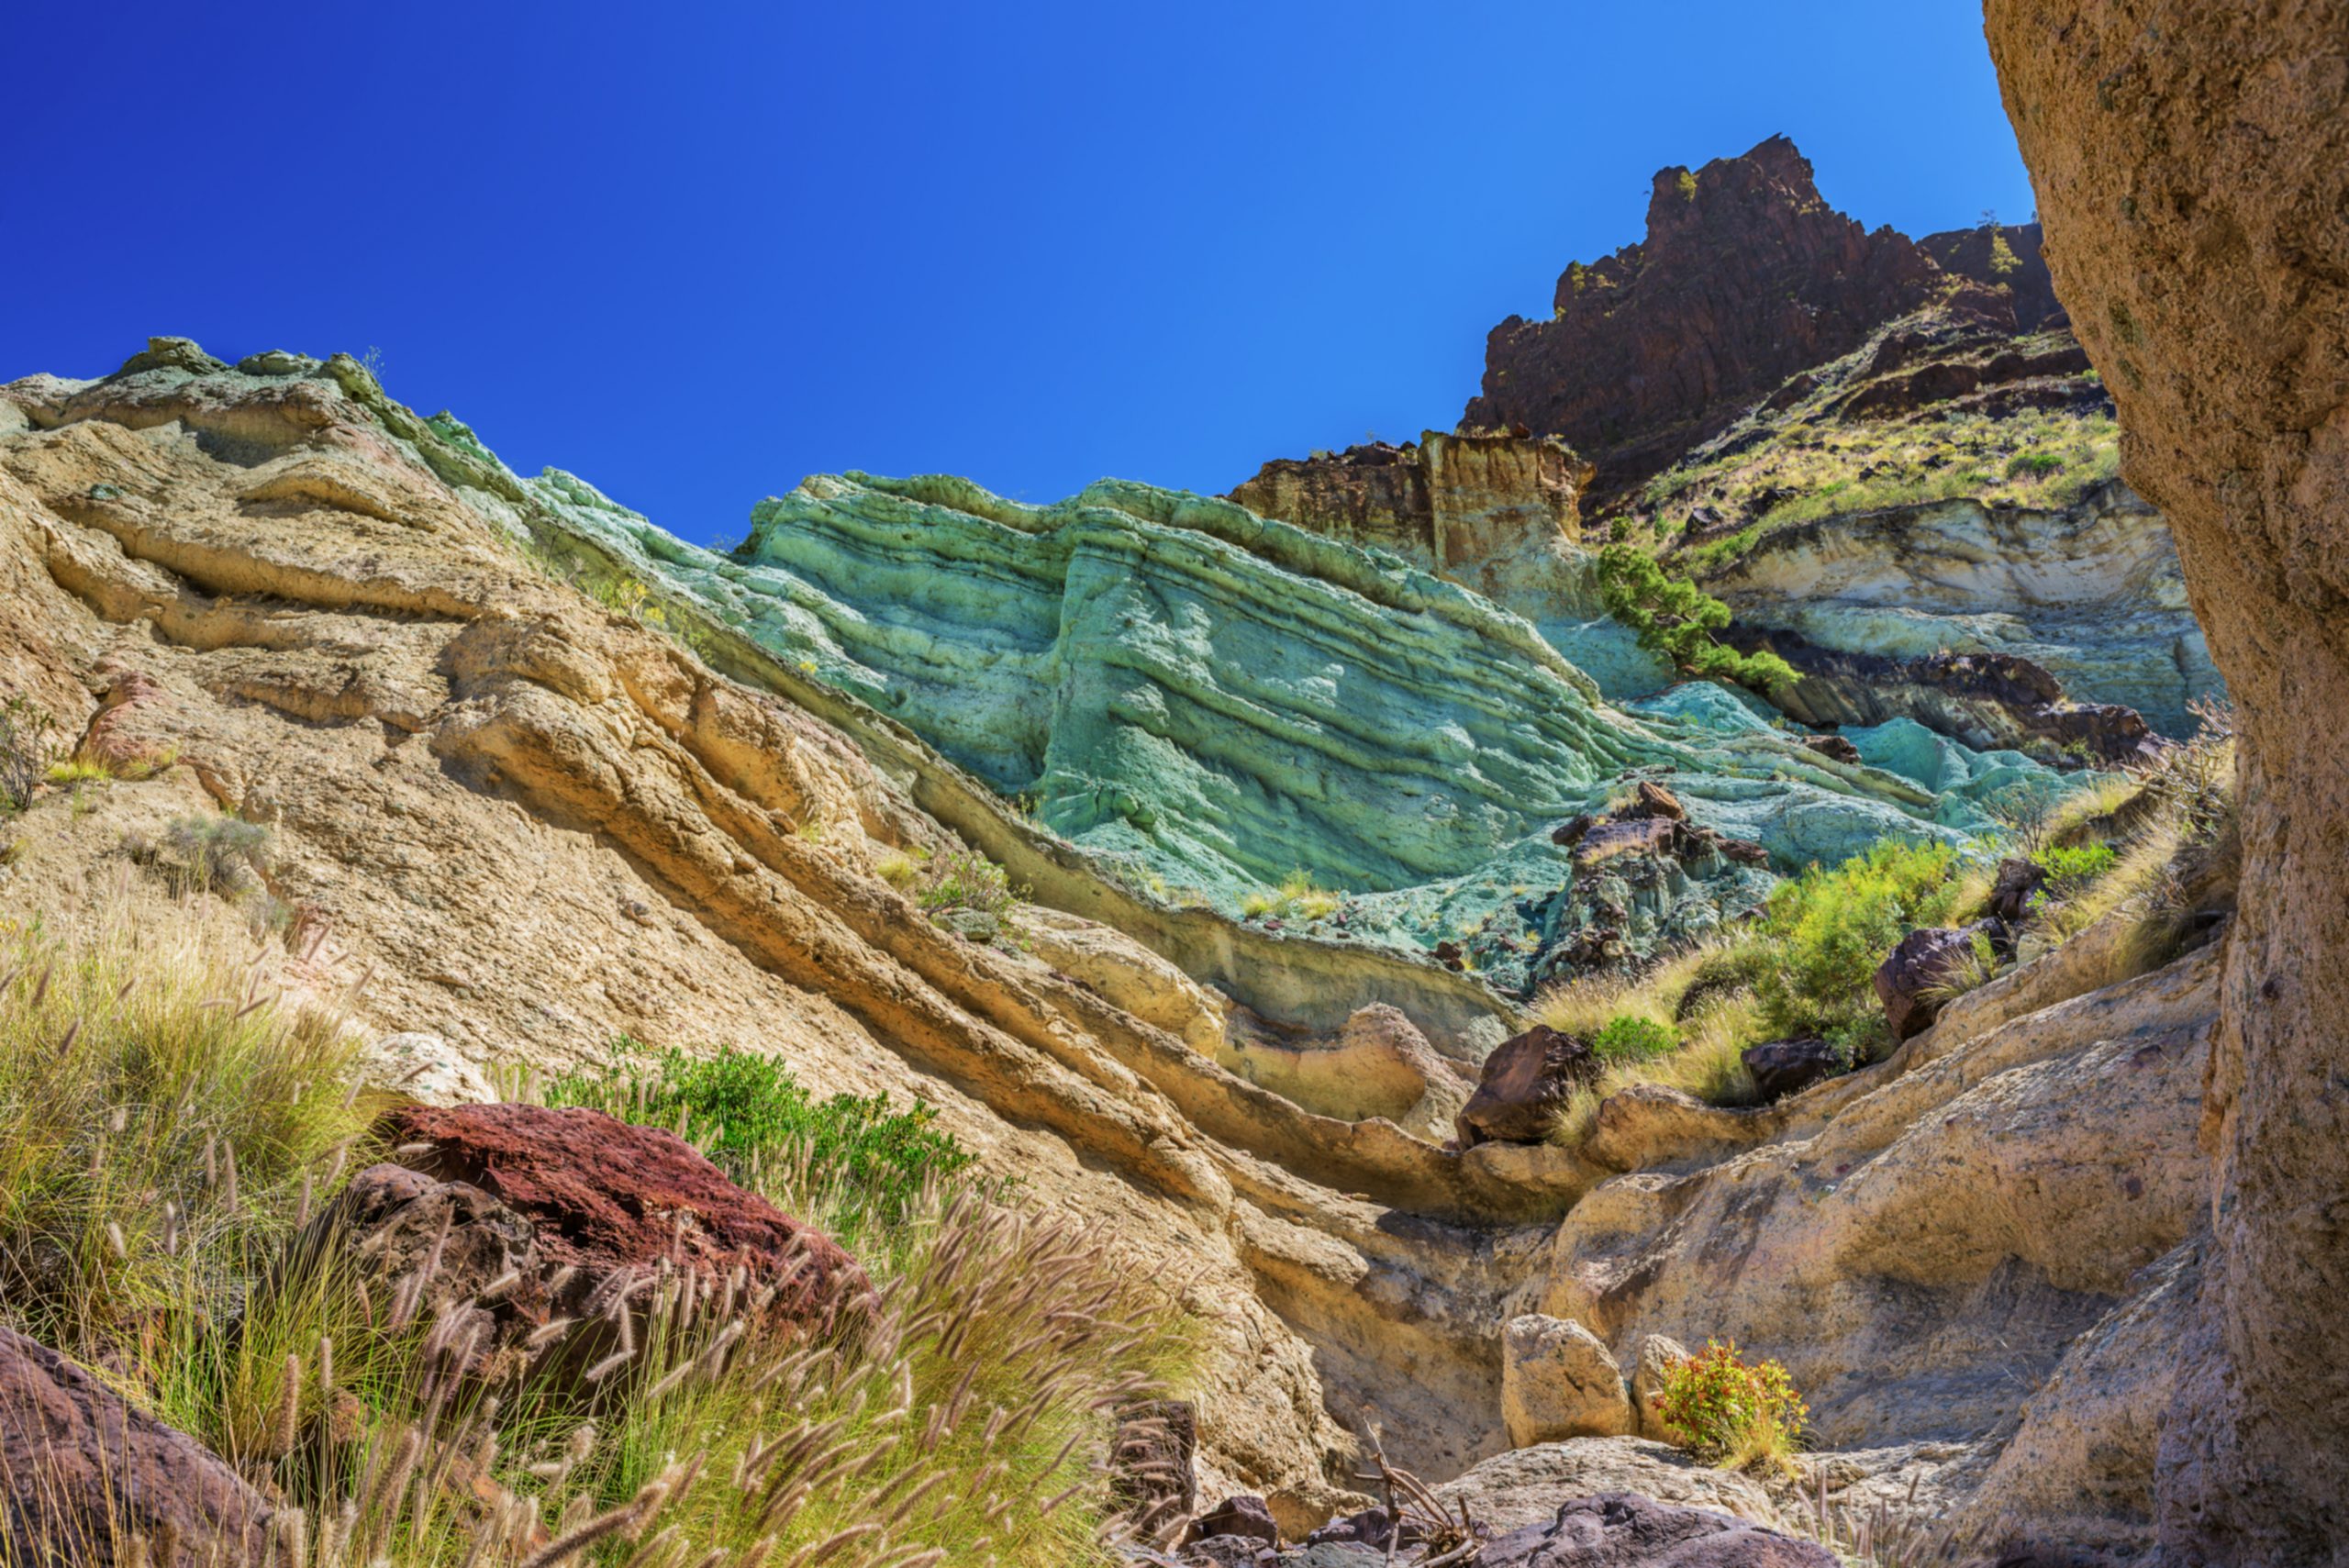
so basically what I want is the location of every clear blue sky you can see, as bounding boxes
[4,2,2030,546]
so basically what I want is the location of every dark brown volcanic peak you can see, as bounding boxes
[1918,221,2062,330]
[1464,136,1958,495]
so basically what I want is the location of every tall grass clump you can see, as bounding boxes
[0,906,370,1365]
[1539,940,1771,1145]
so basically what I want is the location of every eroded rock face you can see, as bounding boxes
[1464,135,1942,493]
[1432,1439,1783,1534]
[1984,3,2349,1554]
[0,1325,272,1566]
[384,1103,874,1336]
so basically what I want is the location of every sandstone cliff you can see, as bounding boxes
[1986,4,2349,1558]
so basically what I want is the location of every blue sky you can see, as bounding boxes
[4,2,2031,546]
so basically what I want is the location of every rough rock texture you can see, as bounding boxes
[1531,929,2221,1552]
[1985,3,2349,1555]
[1872,923,1998,1044]
[1916,222,2063,331]
[1457,1027,1599,1147]
[1475,1494,1836,1568]
[1701,484,2220,739]
[1464,136,1941,494]
[1722,628,2164,766]
[1502,1315,1634,1446]
[314,1162,551,1376]
[1628,1335,1689,1441]
[384,1103,874,1333]
[1739,1039,1839,1104]
[1193,1496,1282,1548]
[1228,430,1585,580]
[1432,1440,1783,1534]
[1219,1004,1472,1141]
[0,1325,273,1566]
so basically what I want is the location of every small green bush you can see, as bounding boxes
[2032,841,2118,896]
[1592,1014,1678,1062]
[1653,1340,1809,1472]
[155,813,273,895]
[914,845,1024,920]
[1754,839,1962,1057]
[547,1041,977,1253]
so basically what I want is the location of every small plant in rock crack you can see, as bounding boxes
[150,813,273,896]
[915,846,1025,920]
[1653,1339,1809,1473]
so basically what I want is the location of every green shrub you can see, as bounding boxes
[2031,841,2118,897]
[152,813,273,895]
[1592,1014,1679,1062]
[1595,544,1796,697]
[914,845,1024,920]
[548,1040,977,1253]
[1753,839,1962,1057]
[1653,1340,1809,1472]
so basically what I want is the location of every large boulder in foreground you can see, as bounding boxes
[0,1326,272,1566]
[1456,1026,1599,1146]
[384,1102,873,1335]
[1476,1494,1836,1568]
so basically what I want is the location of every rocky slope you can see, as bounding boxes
[0,339,2238,1562]
[1986,3,2349,1557]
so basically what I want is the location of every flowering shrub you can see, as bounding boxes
[1653,1339,1809,1471]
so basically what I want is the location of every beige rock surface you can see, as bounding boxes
[1432,1437,1783,1533]
[1985,6,2349,1555]
[1501,1315,1634,1447]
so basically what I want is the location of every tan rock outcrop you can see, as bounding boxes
[1984,5,2349,1555]
[1501,1314,1633,1446]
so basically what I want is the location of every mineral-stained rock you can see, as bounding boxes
[1740,1039,1840,1103]
[1456,1027,1599,1147]
[1987,857,2050,925]
[1113,1399,1199,1537]
[309,1162,550,1377]
[1874,924,1998,1043]
[1985,4,2349,1552]
[1503,1315,1633,1447]
[1303,1507,1425,1551]
[1191,1495,1282,1548]
[1629,1335,1691,1441]
[384,1103,873,1334]
[0,1325,273,1567]
[1475,1494,1836,1568]
[1800,734,1862,765]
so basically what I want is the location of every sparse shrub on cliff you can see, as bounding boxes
[915,845,1025,921]
[1653,1339,1808,1473]
[2030,841,2118,899]
[148,812,273,896]
[1595,545,1796,697]
[0,694,58,813]
[1753,839,1964,1057]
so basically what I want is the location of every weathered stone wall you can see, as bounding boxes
[1985,3,2349,1558]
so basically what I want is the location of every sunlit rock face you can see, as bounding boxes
[540,465,2088,984]
[1698,483,2221,738]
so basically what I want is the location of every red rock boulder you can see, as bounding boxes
[0,1326,273,1567]
[383,1103,873,1337]
[1455,1025,1601,1147]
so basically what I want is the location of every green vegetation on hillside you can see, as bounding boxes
[0,910,1187,1567]
[1595,544,1797,695]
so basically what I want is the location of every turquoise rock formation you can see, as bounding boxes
[514,466,2087,967]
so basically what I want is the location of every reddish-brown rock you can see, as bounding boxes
[1464,136,1945,494]
[1985,4,2349,1555]
[1916,221,2063,331]
[1873,924,1997,1043]
[384,1102,873,1335]
[1228,429,1586,570]
[1456,1025,1601,1147]
[0,1326,272,1566]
